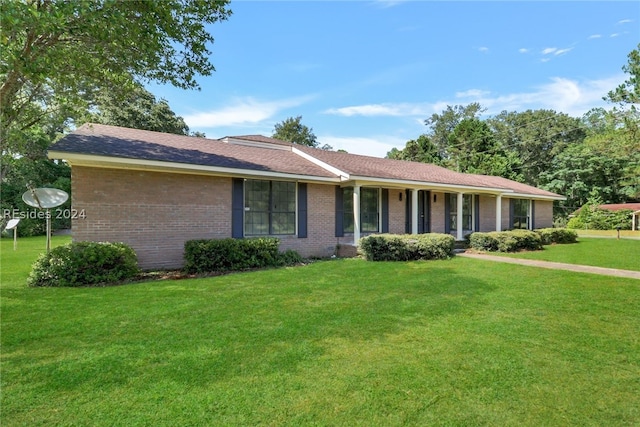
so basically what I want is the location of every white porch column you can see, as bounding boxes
[411,189,418,235]
[353,185,361,243]
[456,192,464,241]
[496,195,502,231]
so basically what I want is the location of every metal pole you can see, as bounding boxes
[14,227,17,250]
[46,209,51,252]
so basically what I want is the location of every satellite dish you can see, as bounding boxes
[5,218,20,230]
[22,188,69,209]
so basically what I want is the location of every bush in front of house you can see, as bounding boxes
[183,237,302,273]
[358,233,455,261]
[27,242,139,287]
[469,230,543,252]
[536,228,578,245]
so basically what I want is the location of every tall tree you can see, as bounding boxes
[424,103,485,159]
[387,134,443,165]
[1,0,231,161]
[79,83,192,136]
[447,118,521,180]
[272,116,332,150]
[488,110,585,186]
[605,44,640,104]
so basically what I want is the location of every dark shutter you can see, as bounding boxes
[530,200,536,230]
[405,190,412,233]
[381,189,389,233]
[444,193,451,234]
[474,195,480,232]
[297,183,308,238]
[232,178,244,238]
[335,186,344,237]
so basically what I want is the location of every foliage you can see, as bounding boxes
[424,103,485,159]
[1,0,231,158]
[488,109,586,186]
[78,83,191,135]
[1,157,71,236]
[535,228,578,245]
[27,241,139,287]
[183,237,301,273]
[358,233,455,261]
[272,116,331,150]
[567,204,633,230]
[386,134,444,165]
[605,44,640,104]
[469,230,543,252]
[540,143,631,215]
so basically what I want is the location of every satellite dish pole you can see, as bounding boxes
[22,185,69,252]
[5,218,21,250]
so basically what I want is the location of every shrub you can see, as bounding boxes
[358,233,455,261]
[536,228,578,245]
[469,230,542,252]
[28,242,139,287]
[567,205,633,230]
[184,237,299,273]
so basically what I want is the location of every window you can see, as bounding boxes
[341,187,379,233]
[512,199,530,230]
[245,180,296,235]
[449,194,472,231]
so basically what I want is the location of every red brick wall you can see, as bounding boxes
[72,167,233,269]
[534,200,554,229]
[388,189,406,234]
[72,167,340,268]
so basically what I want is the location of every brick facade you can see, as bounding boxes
[72,166,557,269]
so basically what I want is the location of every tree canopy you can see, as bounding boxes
[272,116,332,150]
[0,0,231,153]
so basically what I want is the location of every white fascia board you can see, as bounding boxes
[291,147,348,179]
[48,151,341,183]
[506,192,566,201]
[343,175,514,194]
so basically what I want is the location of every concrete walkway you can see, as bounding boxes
[458,252,640,280]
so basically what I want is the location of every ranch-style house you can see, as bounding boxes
[48,124,565,269]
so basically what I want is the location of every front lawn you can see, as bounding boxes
[495,237,640,271]
[1,236,639,426]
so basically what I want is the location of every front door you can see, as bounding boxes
[405,190,431,234]
[418,190,431,234]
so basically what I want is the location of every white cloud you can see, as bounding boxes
[324,103,433,117]
[182,96,315,128]
[542,47,557,55]
[323,75,625,120]
[478,46,489,53]
[542,47,572,56]
[588,34,602,39]
[456,89,490,98]
[610,33,621,38]
[519,48,529,53]
[554,48,573,56]
[617,19,633,25]
[318,135,407,158]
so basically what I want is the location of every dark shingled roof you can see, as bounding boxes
[50,124,337,178]
[49,123,564,198]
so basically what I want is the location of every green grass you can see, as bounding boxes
[2,236,639,426]
[495,237,640,271]
[574,229,640,239]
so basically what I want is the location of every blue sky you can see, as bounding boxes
[148,1,639,157]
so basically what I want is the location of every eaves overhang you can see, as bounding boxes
[47,151,342,183]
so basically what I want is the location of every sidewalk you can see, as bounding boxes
[458,252,640,280]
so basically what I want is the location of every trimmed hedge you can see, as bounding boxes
[27,242,139,287]
[358,233,455,261]
[184,237,301,273]
[469,230,543,252]
[536,228,578,245]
